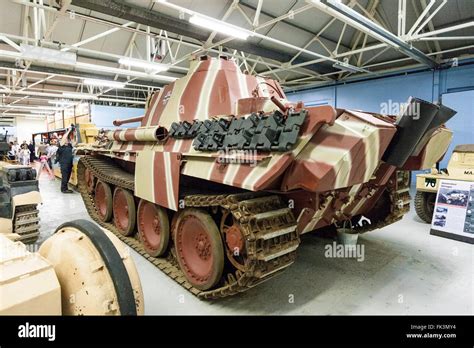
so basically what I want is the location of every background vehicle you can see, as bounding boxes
[415,144,474,222]
[0,131,11,162]
[77,55,456,299]
[0,162,40,243]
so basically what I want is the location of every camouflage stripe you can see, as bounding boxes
[403,127,453,170]
[142,92,161,127]
[112,126,164,142]
[134,151,180,211]
[283,110,396,192]
[150,82,176,127]
[208,64,241,117]
[179,59,213,122]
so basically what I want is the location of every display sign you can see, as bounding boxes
[430,179,474,244]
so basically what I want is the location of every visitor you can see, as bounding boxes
[37,141,47,158]
[28,141,36,162]
[46,141,58,170]
[57,126,76,193]
[11,141,20,160]
[7,142,15,160]
[18,144,30,166]
[37,152,55,179]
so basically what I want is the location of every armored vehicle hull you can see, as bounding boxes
[78,56,456,298]
[0,162,41,243]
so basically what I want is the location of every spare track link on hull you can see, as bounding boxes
[78,156,300,299]
[14,204,40,243]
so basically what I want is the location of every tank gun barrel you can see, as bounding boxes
[113,116,144,127]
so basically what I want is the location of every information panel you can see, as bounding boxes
[430,179,474,244]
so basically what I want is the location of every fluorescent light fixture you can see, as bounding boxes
[0,105,59,111]
[48,100,76,106]
[119,57,169,73]
[20,43,77,65]
[312,0,437,68]
[332,61,371,74]
[62,92,98,100]
[31,110,55,114]
[98,97,147,105]
[189,15,251,40]
[83,78,126,89]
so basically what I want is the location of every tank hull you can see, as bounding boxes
[77,56,456,298]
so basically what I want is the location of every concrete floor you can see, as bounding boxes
[37,176,473,315]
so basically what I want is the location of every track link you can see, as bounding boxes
[13,204,40,243]
[78,156,300,299]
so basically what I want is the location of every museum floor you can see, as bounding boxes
[38,177,473,315]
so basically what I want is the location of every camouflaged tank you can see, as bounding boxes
[77,55,456,299]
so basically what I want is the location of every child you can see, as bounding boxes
[18,144,31,166]
[37,152,55,179]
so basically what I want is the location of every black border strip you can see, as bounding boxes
[430,229,474,244]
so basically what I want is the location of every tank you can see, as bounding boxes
[0,219,144,315]
[415,144,474,223]
[0,161,41,243]
[0,131,10,159]
[76,55,457,299]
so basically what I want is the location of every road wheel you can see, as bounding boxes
[414,191,436,223]
[173,208,224,290]
[95,181,113,222]
[113,188,136,236]
[137,199,169,257]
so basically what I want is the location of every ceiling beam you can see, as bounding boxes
[70,0,334,75]
[0,60,163,89]
[313,0,438,68]
[239,1,352,53]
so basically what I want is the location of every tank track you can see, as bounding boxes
[13,204,40,243]
[78,156,300,299]
[357,170,411,233]
[383,170,411,226]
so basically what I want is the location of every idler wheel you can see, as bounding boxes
[220,211,247,271]
[94,181,113,222]
[84,168,96,194]
[113,188,136,236]
[137,199,169,257]
[174,208,224,290]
